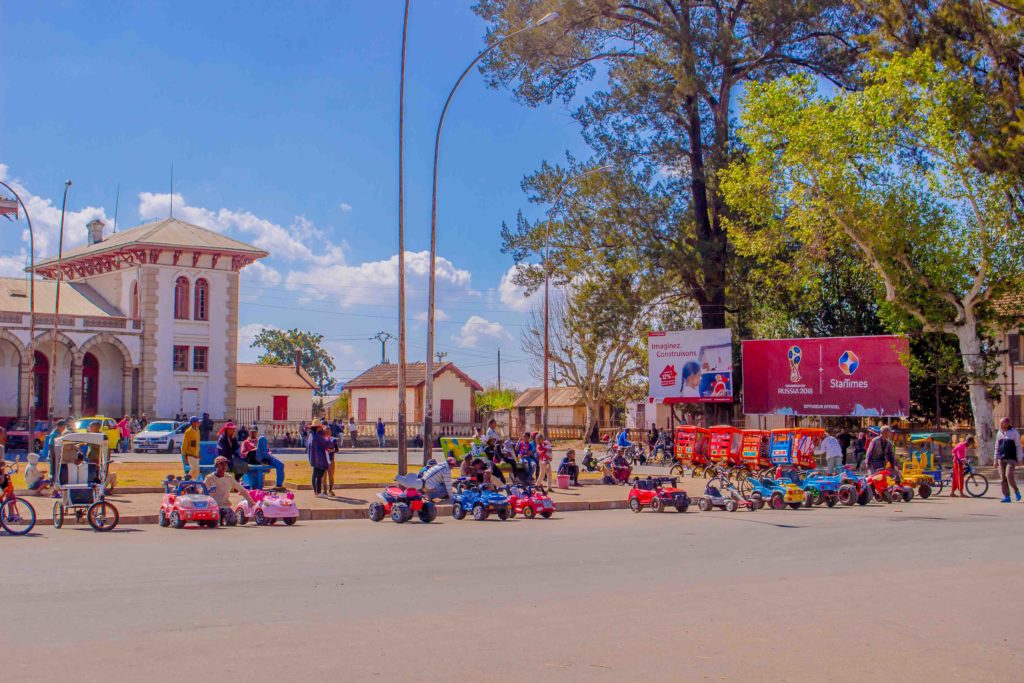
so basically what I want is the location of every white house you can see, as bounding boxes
[235,363,316,424]
[344,362,482,426]
[0,216,266,422]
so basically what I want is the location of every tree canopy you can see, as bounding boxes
[251,328,337,396]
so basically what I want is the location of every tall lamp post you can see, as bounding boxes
[0,180,37,455]
[49,180,72,425]
[541,164,613,438]
[423,11,559,465]
[396,0,411,476]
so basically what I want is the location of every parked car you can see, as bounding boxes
[132,421,186,453]
[5,420,50,452]
[74,416,122,450]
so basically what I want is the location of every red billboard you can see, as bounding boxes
[742,335,910,417]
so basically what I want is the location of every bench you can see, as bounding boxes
[197,441,270,490]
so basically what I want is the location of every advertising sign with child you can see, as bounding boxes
[647,329,734,404]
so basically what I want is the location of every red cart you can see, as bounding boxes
[672,425,711,477]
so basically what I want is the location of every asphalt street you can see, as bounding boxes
[3,496,1020,682]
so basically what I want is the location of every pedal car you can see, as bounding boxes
[627,476,690,513]
[801,471,844,507]
[697,481,758,512]
[838,466,871,506]
[451,479,510,521]
[506,484,555,519]
[159,477,220,528]
[51,433,119,531]
[867,467,912,503]
[236,489,299,526]
[898,460,935,499]
[368,474,438,524]
[746,475,805,510]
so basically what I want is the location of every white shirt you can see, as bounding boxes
[820,435,843,460]
[485,427,500,443]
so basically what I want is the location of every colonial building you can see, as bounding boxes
[235,362,316,424]
[344,362,482,426]
[0,216,266,422]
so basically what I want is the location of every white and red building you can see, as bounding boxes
[344,362,482,429]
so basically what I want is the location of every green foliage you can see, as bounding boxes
[251,328,336,396]
[476,386,517,414]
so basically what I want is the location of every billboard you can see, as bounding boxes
[742,335,910,417]
[648,329,733,404]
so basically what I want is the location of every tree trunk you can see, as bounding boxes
[955,319,997,465]
[582,399,597,444]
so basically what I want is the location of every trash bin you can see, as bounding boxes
[557,473,570,489]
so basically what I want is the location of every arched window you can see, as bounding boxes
[194,278,209,321]
[130,281,139,320]
[173,276,190,319]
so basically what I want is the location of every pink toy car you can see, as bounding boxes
[235,489,299,526]
[159,478,220,529]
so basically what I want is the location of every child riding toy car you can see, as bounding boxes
[451,478,510,521]
[506,483,555,519]
[368,474,439,524]
[159,477,220,529]
[627,476,691,513]
[236,489,299,526]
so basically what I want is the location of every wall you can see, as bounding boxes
[431,370,474,422]
[0,338,19,416]
[348,387,417,421]
[995,328,1024,424]
[236,386,313,422]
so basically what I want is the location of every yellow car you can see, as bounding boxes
[74,416,122,450]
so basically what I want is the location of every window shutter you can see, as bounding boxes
[1010,333,1021,365]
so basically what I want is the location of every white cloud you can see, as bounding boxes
[324,340,367,374]
[137,191,342,264]
[237,322,281,362]
[455,315,509,348]
[0,254,29,278]
[241,261,282,287]
[414,308,449,322]
[498,264,542,312]
[339,202,352,213]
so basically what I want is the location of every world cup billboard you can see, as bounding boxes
[742,335,910,417]
[648,329,733,404]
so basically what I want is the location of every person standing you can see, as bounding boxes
[41,419,68,463]
[116,415,131,453]
[306,418,332,498]
[865,426,896,475]
[536,434,553,490]
[199,413,213,442]
[376,418,386,448]
[853,431,868,470]
[836,429,853,465]
[995,417,1022,503]
[820,431,844,474]
[950,435,974,498]
[485,419,500,444]
[348,417,358,448]
[139,413,149,430]
[181,416,202,481]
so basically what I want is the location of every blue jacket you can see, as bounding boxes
[307,431,332,469]
[255,435,271,463]
[616,431,631,448]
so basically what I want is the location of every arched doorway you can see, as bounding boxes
[34,351,48,420]
[82,352,99,416]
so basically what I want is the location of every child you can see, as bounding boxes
[23,453,52,497]
[536,436,553,490]
[950,435,973,497]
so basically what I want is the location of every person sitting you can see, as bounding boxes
[558,449,580,486]
[419,459,454,501]
[250,426,286,490]
[204,456,255,524]
[483,438,507,485]
[602,451,631,485]
[615,427,631,454]
[22,453,52,497]
[581,446,598,472]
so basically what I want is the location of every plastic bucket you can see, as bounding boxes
[556,473,570,489]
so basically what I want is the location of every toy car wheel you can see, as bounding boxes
[902,488,914,503]
[787,502,802,510]
[496,506,510,521]
[697,497,711,512]
[674,502,689,513]
[53,501,64,529]
[882,488,894,504]
[254,508,268,526]
[391,503,410,524]
[283,517,296,525]
[368,502,385,522]
[209,515,219,529]
[226,509,238,526]
[857,488,871,506]
[87,502,118,532]
[826,495,838,508]
[725,499,738,512]
[523,505,537,518]
[813,493,824,506]
[236,508,247,525]
[750,494,763,511]
[541,510,553,518]
[802,492,814,508]
[838,485,856,506]
[651,496,665,513]
[170,511,185,529]
[158,509,169,527]
[472,504,489,521]
[417,501,437,523]
[918,483,932,499]
[452,503,466,520]
[770,493,785,510]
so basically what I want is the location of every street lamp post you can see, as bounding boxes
[422,11,558,465]
[49,180,72,425]
[541,165,613,438]
[396,0,411,476]
[0,180,38,455]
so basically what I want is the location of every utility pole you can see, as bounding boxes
[396,0,410,476]
[497,348,501,391]
[370,331,395,364]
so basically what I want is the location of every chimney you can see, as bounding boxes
[293,348,302,375]
[87,219,106,245]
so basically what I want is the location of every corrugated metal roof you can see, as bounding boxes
[236,363,316,390]
[0,277,122,317]
[344,362,483,391]
[513,386,585,408]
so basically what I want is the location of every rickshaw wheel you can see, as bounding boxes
[53,502,65,529]
[87,501,119,531]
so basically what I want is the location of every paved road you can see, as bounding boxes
[3,499,1020,682]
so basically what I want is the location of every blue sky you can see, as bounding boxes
[0,0,593,388]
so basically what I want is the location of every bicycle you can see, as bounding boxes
[1,461,37,536]
[647,434,673,466]
[934,461,989,498]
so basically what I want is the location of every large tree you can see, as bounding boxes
[251,328,336,396]
[722,51,1024,459]
[476,0,866,330]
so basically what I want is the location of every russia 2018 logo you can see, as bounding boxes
[838,350,860,376]
[787,345,802,383]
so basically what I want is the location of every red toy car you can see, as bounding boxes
[506,484,555,519]
[368,475,438,524]
[867,467,912,503]
[159,478,220,528]
[628,476,691,513]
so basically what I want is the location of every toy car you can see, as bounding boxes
[451,479,510,521]
[627,476,691,513]
[800,471,844,507]
[506,484,555,519]
[898,460,934,499]
[746,475,805,510]
[159,478,220,529]
[368,474,438,524]
[838,466,871,506]
[867,467,913,503]
[697,481,759,512]
[236,489,299,526]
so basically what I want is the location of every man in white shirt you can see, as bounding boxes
[820,432,844,474]
[995,418,1022,503]
[484,419,501,444]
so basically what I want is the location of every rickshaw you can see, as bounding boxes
[51,432,119,531]
[768,428,824,470]
[908,432,988,497]
[707,425,747,482]
[740,430,773,474]
[671,425,711,478]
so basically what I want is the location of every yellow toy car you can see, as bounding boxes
[899,460,935,499]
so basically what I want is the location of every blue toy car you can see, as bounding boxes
[800,471,844,507]
[452,479,511,521]
[745,475,806,510]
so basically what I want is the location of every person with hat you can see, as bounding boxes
[247,425,286,490]
[204,455,254,524]
[306,418,333,498]
[181,416,202,481]
[217,422,245,481]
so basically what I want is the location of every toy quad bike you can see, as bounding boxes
[452,479,511,521]
[867,467,913,503]
[506,484,555,519]
[368,474,438,524]
[837,466,871,506]
[745,475,804,510]
[801,471,843,508]
[697,481,759,512]
[627,476,691,513]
